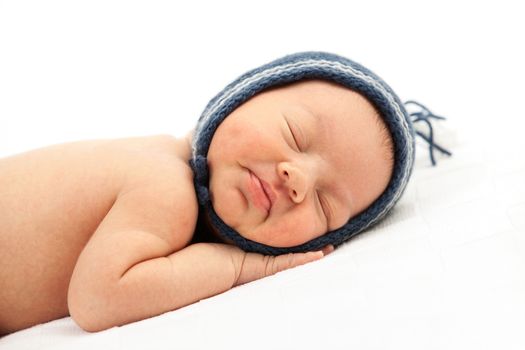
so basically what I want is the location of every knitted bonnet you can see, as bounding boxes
[190,51,416,255]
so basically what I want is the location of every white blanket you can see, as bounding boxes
[2,121,524,350]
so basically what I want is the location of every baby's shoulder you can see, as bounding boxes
[104,133,196,202]
[101,134,194,184]
[96,134,199,247]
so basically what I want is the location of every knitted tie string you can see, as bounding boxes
[404,100,452,166]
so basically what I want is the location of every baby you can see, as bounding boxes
[0,52,416,334]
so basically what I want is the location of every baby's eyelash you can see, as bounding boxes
[316,190,329,224]
[286,119,301,151]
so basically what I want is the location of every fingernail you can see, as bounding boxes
[312,250,324,258]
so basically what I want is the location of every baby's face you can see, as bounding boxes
[206,79,393,247]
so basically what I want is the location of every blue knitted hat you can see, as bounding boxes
[190,51,416,255]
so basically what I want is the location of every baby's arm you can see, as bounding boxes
[68,157,328,332]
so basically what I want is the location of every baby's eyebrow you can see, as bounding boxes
[302,104,319,127]
[295,104,320,145]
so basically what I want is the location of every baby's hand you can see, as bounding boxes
[227,244,334,287]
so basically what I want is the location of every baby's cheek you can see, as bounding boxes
[210,181,243,229]
[279,210,325,245]
[236,121,278,154]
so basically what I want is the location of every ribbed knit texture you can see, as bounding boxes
[189,51,415,255]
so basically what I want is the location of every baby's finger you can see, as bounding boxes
[269,250,324,275]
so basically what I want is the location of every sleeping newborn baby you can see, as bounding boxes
[203,79,394,248]
[0,52,420,334]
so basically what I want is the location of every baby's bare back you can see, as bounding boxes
[0,134,192,334]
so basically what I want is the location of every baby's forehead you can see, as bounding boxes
[276,79,383,130]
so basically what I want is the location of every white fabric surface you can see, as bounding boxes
[2,123,525,349]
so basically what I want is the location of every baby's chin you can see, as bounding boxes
[205,208,270,247]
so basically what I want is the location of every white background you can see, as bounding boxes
[1,1,525,349]
[1,0,524,156]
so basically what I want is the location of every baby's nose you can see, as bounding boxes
[277,161,314,203]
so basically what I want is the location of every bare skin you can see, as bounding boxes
[0,135,192,333]
[0,80,392,335]
[0,134,330,335]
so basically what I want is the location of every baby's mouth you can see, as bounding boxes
[248,170,273,214]
[259,177,276,211]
